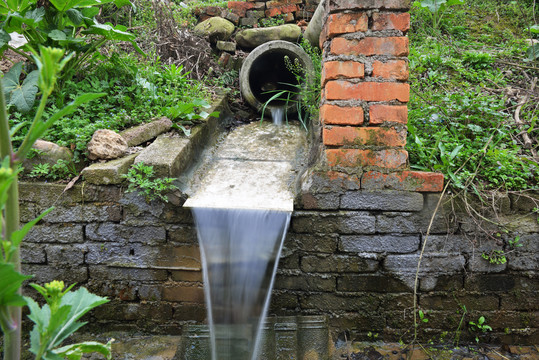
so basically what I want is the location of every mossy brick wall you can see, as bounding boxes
[198,0,320,27]
[18,182,539,343]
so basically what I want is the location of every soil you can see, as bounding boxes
[0,49,28,73]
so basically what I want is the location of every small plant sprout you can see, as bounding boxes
[469,316,492,343]
[122,162,178,202]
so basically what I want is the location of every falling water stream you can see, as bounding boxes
[270,107,285,126]
[192,208,290,360]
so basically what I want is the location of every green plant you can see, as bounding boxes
[259,15,285,27]
[28,163,50,178]
[1,46,103,360]
[24,280,112,360]
[526,24,539,61]
[418,310,429,324]
[468,316,492,343]
[413,0,464,30]
[122,161,178,202]
[481,250,507,264]
[167,98,219,136]
[0,0,142,97]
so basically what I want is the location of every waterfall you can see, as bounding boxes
[192,207,291,360]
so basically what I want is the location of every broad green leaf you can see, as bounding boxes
[49,29,67,41]
[418,0,447,13]
[0,28,12,47]
[0,263,32,307]
[0,0,34,15]
[84,22,143,54]
[446,0,464,5]
[527,43,539,61]
[9,7,44,28]
[81,6,99,18]
[48,287,109,346]
[66,8,84,25]
[9,69,39,113]
[48,0,113,12]
[55,340,112,360]
[529,24,539,34]
[2,61,23,96]
[25,297,51,332]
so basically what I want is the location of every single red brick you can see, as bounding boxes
[372,12,410,31]
[372,60,409,80]
[266,0,302,8]
[228,1,255,16]
[326,13,368,38]
[330,37,409,56]
[369,104,408,124]
[362,171,444,192]
[330,0,411,11]
[320,104,364,125]
[323,126,406,147]
[322,61,365,86]
[326,148,408,168]
[325,81,410,102]
[265,4,297,16]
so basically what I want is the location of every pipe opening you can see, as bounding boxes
[240,41,314,114]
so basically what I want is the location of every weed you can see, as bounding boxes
[122,162,178,202]
[469,316,492,343]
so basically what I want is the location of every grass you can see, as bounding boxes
[408,0,539,192]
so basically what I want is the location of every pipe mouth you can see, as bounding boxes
[240,40,314,114]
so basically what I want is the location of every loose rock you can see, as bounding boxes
[235,24,302,49]
[193,17,235,43]
[87,129,128,160]
[22,139,74,172]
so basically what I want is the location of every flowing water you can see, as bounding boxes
[191,208,291,360]
[270,107,285,126]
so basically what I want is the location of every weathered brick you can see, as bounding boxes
[420,294,500,311]
[424,235,501,254]
[369,104,408,124]
[269,291,300,310]
[507,252,539,271]
[286,233,339,253]
[465,275,519,292]
[419,275,464,291]
[320,104,364,126]
[228,1,255,16]
[86,223,166,244]
[20,245,46,264]
[86,281,138,301]
[322,61,365,86]
[329,0,411,11]
[325,81,410,102]
[372,12,410,31]
[168,225,198,244]
[266,0,302,7]
[43,204,122,223]
[301,254,379,273]
[330,37,409,56]
[25,224,84,243]
[301,293,381,312]
[299,192,340,209]
[377,212,450,234]
[274,274,336,291]
[46,244,86,265]
[291,211,376,234]
[338,275,410,292]
[323,126,407,147]
[372,60,409,80]
[361,171,444,192]
[384,254,466,274]
[24,264,88,283]
[162,285,205,303]
[89,265,168,281]
[265,4,298,16]
[467,255,507,273]
[340,234,419,253]
[94,302,173,322]
[171,270,203,282]
[341,190,423,211]
[326,12,368,38]
[326,149,409,169]
[173,303,207,322]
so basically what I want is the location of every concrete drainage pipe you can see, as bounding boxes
[239,40,314,115]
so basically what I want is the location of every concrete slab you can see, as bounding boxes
[134,134,190,178]
[81,153,138,185]
[184,121,307,212]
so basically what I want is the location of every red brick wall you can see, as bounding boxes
[317,0,443,192]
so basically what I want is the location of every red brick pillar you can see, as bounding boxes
[317,0,443,192]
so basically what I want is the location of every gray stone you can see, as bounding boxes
[85,223,166,245]
[467,254,507,273]
[341,191,424,211]
[20,245,46,264]
[291,211,375,234]
[43,204,122,223]
[423,234,501,254]
[507,252,539,271]
[134,134,190,178]
[24,264,88,283]
[120,117,173,147]
[216,40,236,53]
[46,244,86,265]
[236,24,302,48]
[286,233,338,253]
[383,253,466,274]
[193,16,235,43]
[81,153,138,185]
[340,234,420,253]
[337,275,410,292]
[89,265,168,281]
[22,139,74,173]
[240,17,258,27]
[301,254,379,273]
[87,129,128,160]
[274,274,336,292]
[25,224,84,243]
